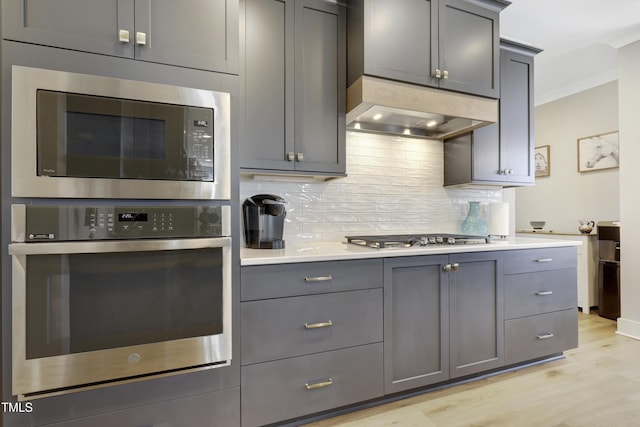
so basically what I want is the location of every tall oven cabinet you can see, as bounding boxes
[1,0,239,74]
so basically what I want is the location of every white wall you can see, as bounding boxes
[617,40,640,339]
[240,132,503,245]
[515,81,620,233]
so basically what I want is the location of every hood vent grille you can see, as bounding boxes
[346,76,498,140]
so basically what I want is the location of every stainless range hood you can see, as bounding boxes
[346,76,498,140]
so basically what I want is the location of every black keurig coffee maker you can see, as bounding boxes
[243,194,287,249]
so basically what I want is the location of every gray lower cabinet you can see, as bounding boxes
[239,248,578,425]
[241,289,383,365]
[444,39,542,186]
[504,247,579,365]
[2,0,239,74]
[240,0,346,175]
[346,0,504,98]
[242,343,383,427]
[241,258,383,301]
[449,251,505,378]
[240,259,383,427]
[384,251,504,394]
[384,255,450,394]
[43,388,240,427]
[505,309,578,365]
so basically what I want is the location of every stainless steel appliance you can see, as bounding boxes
[346,233,489,249]
[597,221,620,320]
[11,66,230,200]
[10,204,231,400]
[242,194,287,249]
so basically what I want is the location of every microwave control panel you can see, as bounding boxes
[185,107,214,181]
[21,205,228,241]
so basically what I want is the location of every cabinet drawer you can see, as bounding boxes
[505,309,578,365]
[241,289,383,365]
[45,388,240,427]
[241,343,383,427]
[241,259,383,301]
[504,247,577,275]
[504,269,577,319]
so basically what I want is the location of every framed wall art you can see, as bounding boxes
[534,145,550,177]
[577,131,619,172]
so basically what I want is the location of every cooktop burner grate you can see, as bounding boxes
[345,233,490,249]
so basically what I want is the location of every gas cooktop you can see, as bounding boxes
[345,233,490,249]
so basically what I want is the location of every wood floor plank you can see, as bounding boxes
[305,313,640,427]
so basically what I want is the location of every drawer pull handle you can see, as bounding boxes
[305,378,333,390]
[536,258,553,263]
[304,275,333,282]
[535,291,553,296]
[536,333,554,340]
[304,320,333,329]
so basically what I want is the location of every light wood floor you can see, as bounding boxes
[306,312,640,427]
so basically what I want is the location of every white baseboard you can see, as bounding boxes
[616,317,640,341]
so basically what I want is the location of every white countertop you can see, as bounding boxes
[517,230,597,237]
[241,237,582,266]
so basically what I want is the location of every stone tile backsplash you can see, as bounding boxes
[240,132,503,244]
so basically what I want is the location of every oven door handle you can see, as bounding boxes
[8,237,231,256]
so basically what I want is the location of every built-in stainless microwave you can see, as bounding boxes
[11,66,230,200]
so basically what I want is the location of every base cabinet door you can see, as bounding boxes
[384,252,504,393]
[449,252,504,378]
[384,255,450,394]
[241,343,383,427]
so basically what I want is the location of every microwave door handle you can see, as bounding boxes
[8,237,231,256]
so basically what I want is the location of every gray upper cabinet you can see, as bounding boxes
[347,0,505,98]
[444,39,542,186]
[240,0,346,175]
[2,0,239,74]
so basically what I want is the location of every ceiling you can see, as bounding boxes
[500,0,640,105]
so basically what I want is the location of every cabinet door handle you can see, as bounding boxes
[443,264,459,272]
[304,275,333,282]
[296,152,304,162]
[118,29,130,43]
[535,291,553,296]
[433,69,442,79]
[136,32,147,46]
[536,333,554,340]
[304,320,333,329]
[536,258,553,263]
[442,70,449,80]
[305,378,333,390]
[287,152,295,161]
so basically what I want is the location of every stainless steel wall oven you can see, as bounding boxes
[11,66,230,200]
[9,204,232,400]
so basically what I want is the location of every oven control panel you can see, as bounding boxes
[20,205,229,241]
